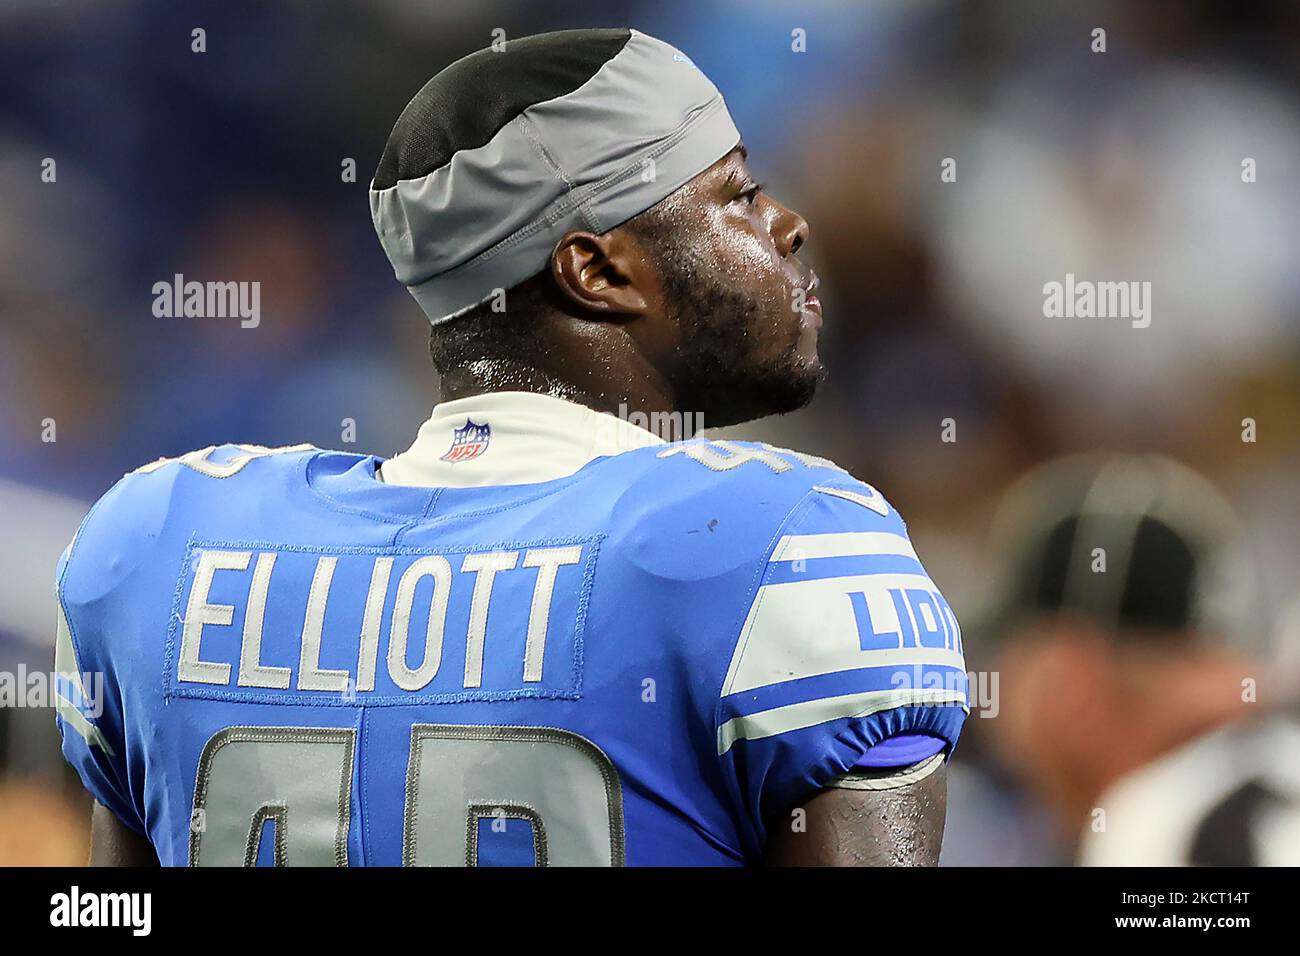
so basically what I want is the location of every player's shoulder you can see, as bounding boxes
[588,438,911,590]
[85,441,325,530]
[57,443,330,606]
[125,441,323,486]
[614,437,908,535]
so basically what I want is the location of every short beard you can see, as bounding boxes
[655,244,823,429]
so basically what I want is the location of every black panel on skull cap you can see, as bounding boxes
[975,455,1268,659]
[1024,513,1198,637]
[373,28,633,189]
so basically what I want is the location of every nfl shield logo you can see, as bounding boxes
[441,419,491,463]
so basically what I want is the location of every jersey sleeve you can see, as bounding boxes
[715,478,969,849]
[53,509,148,836]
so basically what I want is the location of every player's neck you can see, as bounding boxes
[436,363,678,434]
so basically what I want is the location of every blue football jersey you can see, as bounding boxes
[54,438,968,865]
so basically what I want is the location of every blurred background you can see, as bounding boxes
[1,0,1297,865]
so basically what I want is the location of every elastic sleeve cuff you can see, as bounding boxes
[853,732,947,769]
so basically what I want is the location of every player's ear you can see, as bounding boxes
[550,228,653,317]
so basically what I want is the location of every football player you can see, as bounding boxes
[55,29,968,866]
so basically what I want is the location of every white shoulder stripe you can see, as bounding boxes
[771,531,917,562]
[717,687,967,754]
[721,527,963,702]
[812,484,889,516]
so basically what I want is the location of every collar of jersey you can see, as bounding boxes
[378,391,666,489]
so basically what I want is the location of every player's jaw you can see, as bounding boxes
[663,253,824,429]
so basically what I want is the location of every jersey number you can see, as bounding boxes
[188,723,625,866]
